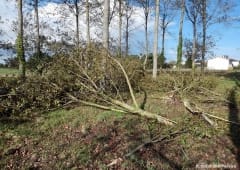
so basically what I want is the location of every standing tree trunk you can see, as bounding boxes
[86,0,90,46]
[160,24,165,68]
[192,21,197,72]
[75,0,80,48]
[34,0,40,60]
[152,0,160,79]
[103,0,110,50]
[125,12,129,57]
[102,0,110,87]
[176,0,185,68]
[201,0,206,73]
[143,14,149,70]
[17,0,26,79]
[118,0,122,57]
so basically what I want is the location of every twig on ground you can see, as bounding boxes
[125,129,187,157]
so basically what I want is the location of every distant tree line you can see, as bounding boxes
[0,0,237,79]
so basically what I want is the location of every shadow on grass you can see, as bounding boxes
[228,86,240,168]
[224,71,240,81]
[152,148,183,169]
[0,117,30,127]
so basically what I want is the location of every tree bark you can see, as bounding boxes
[125,12,129,57]
[152,0,160,79]
[75,0,80,48]
[143,14,149,70]
[86,0,90,46]
[176,0,185,69]
[192,21,197,71]
[34,0,40,60]
[103,0,110,50]
[201,0,206,73]
[118,0,122,57]
[17,0,26,79]
[124,1,132,57]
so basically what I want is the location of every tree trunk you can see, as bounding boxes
[34,0,40,60]
[143,13,149,70]
[201,0,206,73]
[17,0,26,79]
[152,0,160,79]
[103,0,110,50]
[161,28,165,56]
[192,21,197,72]
[176,0,185,68]
[160,26,165,68]
[75,0,80,48]
[86,0,90,46]
[125,12,129,57]
[118,0,122,57]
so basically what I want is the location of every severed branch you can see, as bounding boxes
[183,99,215,126]
[183,99,240,126]
[107,54,139,108]
[66,90,176,125]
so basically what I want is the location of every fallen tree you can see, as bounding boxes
[48,51,175,125]
[0,47,175,125]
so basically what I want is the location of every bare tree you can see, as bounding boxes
[152,0,160,79]
[198,0,235,73]
[159,0,176,68]
[136,0,151,70]
[63,0,81,47]
[185,0,201,71]
[16,0,26,78]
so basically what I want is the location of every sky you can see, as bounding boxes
[0,0,239,63]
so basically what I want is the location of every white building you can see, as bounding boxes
[207,56,239,70]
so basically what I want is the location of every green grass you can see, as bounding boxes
[1,72,240,169]
[0,68,19,76]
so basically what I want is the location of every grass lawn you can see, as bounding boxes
[0,68,19,76]
[0,72,240,169]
